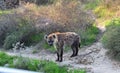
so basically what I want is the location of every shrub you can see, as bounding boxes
[84,0,100,9]
[0,10,12,15]
[35,0,57,5]
[23,0,94,31]
[13,56,41,71]
[94,6,114,18]
[3,18,36,49]
[21,0,57,5]
[102,0,120,10]
[3,34,18,50]
[101,18,120,61]
[27,32,44,45]
[69,69,86,73]
[0,13,19,45]
[0,51,14,66]
[94,0,120,18]
[78,25,99,46]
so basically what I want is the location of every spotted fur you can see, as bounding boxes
[44,32,81,62]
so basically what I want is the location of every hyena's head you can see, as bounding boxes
[44,33,58,46]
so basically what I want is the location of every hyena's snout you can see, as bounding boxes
[48,40,54,46]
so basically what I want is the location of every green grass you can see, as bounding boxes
[0,52,14,66]
[85,0,100,10]
[94,5,115,18]
[69,69,86,73]
[29,33,43,43]
[101,18,120,61]
[0,10,12,15]
[27,32,44,46]
[43,42,56,52]
[80,25,99,46]
[101,18,120,47]
[0,51,86,73]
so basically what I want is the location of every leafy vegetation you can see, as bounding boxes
[85,0,100,9]
[101,18,120,61]
[80,25,99,46]
[94,0,120,26]
[3,18,36,49]
[94,6,114,18]
[0,10,12,15]
[0,51,85,73]
[0,52,14,66]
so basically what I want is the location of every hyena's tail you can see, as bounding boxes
[79,42,81,48]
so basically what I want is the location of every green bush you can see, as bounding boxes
[35,0,57,5]
[94,6,114,18]
[69,69,86,73]
[0,10,12,15]
[39,61,67,73]
[3,34,19,50]
[21,0,57,5]
[13,56,41,71]
[80,25,99,46]
[0,52,14,66]
[85,0,100,9]
[101,18,120,61]
[3,18,36,49]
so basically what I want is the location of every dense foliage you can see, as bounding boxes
[101,18,120,60]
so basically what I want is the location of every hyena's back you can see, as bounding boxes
[56,32,80,46]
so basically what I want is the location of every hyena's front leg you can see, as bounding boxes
[56,52,59,61]
[56,48,63,62]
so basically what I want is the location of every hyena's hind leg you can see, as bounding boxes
[70,40,80,57]
[71,43,76,57]
[75,42,80,56]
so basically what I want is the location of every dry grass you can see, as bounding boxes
[17,0,94,31]
[102,0,120,10]
[94,0,120,26]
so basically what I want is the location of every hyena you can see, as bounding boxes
[44,32,81,62]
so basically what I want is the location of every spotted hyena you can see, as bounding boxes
[44,32,81,62]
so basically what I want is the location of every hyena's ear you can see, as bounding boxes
[44,35,48,40]
[53,34,56,38]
